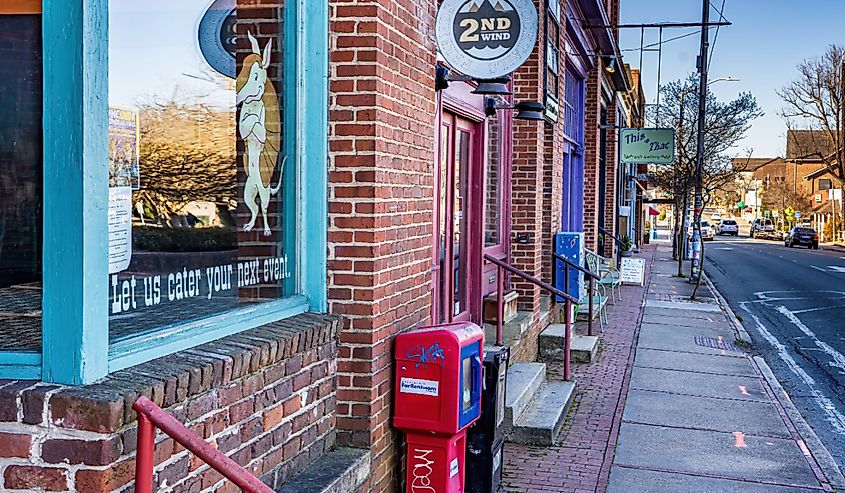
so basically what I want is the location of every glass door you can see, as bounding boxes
[435,112,480,324]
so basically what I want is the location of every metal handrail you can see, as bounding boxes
[553,253,598,337]
[133,396,274,493]
[598,225,625,246]
[484,254,576,381]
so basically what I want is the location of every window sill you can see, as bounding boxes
[109,295,309,372]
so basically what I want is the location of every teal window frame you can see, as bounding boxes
[0,0,328,385]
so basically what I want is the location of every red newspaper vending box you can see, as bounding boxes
[394,323,484,493]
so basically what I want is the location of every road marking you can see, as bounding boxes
[811,265,828,273]
[792,304,845,314]
[828,266,845,273]
[776,305,845,372]
[732,431,748,448]
[740,303,845,435]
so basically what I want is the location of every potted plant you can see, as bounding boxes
[620,234,633,256]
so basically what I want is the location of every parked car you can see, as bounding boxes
[716,219,739,236]
[751,218,775,239]
[784,227,819,249]
[688,220,714,241]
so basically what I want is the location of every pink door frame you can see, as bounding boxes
[432,81,513,325]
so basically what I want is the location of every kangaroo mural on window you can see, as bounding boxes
[236,31,284,236]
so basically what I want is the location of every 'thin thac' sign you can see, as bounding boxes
[620,128,675,165]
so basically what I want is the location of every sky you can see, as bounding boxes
[109,0,233,110]
[620,0,845,158]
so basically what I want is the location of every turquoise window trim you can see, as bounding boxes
[41,0,111,385]
[108,296,308,372]
[20,0,329,385]
[298,0,329,312]
[0,352,42,380]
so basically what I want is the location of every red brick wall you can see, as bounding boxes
[508,0,549,363]
[583,64,603,252]
[0,315,338,493]
[602,106,618,259]
[328,0,438,490]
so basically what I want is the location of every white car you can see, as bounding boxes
[688,220,715,240]
[716,219,739,236]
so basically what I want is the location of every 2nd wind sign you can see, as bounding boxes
[620,128,675,165]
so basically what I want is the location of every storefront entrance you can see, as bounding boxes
[434,111,482,324]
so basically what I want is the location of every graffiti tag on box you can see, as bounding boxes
[406,343,446,368]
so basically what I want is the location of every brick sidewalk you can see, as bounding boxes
[502,244,656,493]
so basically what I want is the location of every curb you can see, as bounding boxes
[754,356,845,490]
[701,272,754,345]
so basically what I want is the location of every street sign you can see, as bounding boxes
[435,0,538,79]
[620,128,675,164]
[795,211,801,218]
[737,200,746,209]
[621,258,645,286]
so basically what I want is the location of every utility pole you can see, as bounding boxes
[690,0,710,294]
[839,60,845,242]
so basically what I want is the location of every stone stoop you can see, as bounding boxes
[276,447,371,493]
[504,362,576,446]
[539,323,600,363]
[483,310,532,348]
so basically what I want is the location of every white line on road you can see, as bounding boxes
[792,304,845,314]
[776,305,845,372]
[811,265,828,273]
[740,302,845,435]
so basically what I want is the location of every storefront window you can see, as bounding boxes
[108,1,295,342]
[0,11,42,353]
[485,112,502,247]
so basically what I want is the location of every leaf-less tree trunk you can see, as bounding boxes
[678,192,689,277]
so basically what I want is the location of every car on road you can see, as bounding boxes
[716,219,739,236]
[784,227,819,249]
[751,218,776,239]
[688,221,714,240]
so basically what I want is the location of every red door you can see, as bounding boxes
[434,112,482,324]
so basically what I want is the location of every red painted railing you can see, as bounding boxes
[484,254,578,381]
[133,396,274,493]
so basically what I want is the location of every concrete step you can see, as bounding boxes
[508,381,576,446]
[571,335,599,363]
[275,447,370,493]
[483,310,532,348]
[539,324,600,363]
[504,362,546,426]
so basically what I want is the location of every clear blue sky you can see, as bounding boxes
[620,0,845,158]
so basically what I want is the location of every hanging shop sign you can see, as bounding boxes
[436,0,538,79]
[620,128,675,165]
[198,0,237,78]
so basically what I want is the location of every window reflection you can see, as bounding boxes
[0,14,42,351]
[108,0,293,342]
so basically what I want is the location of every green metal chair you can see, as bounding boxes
[586,249,623,304]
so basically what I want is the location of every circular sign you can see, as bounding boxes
[436,0,538,79]
[198,0,237,79]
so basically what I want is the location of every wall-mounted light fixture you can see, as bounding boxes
[603,56,617,74]
[484,97,545,121]
[435,66,512,96]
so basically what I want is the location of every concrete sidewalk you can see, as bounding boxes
[606,243,842,492]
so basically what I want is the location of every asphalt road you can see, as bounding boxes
[706,234,845,469]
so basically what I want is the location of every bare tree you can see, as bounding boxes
[650,75,763,276]
[135,101,237,226]
[779,45,845,236]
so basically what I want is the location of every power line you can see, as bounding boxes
[620,28,712,53]
[708,0,727,68]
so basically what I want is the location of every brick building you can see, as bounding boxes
[0,0,641,492]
